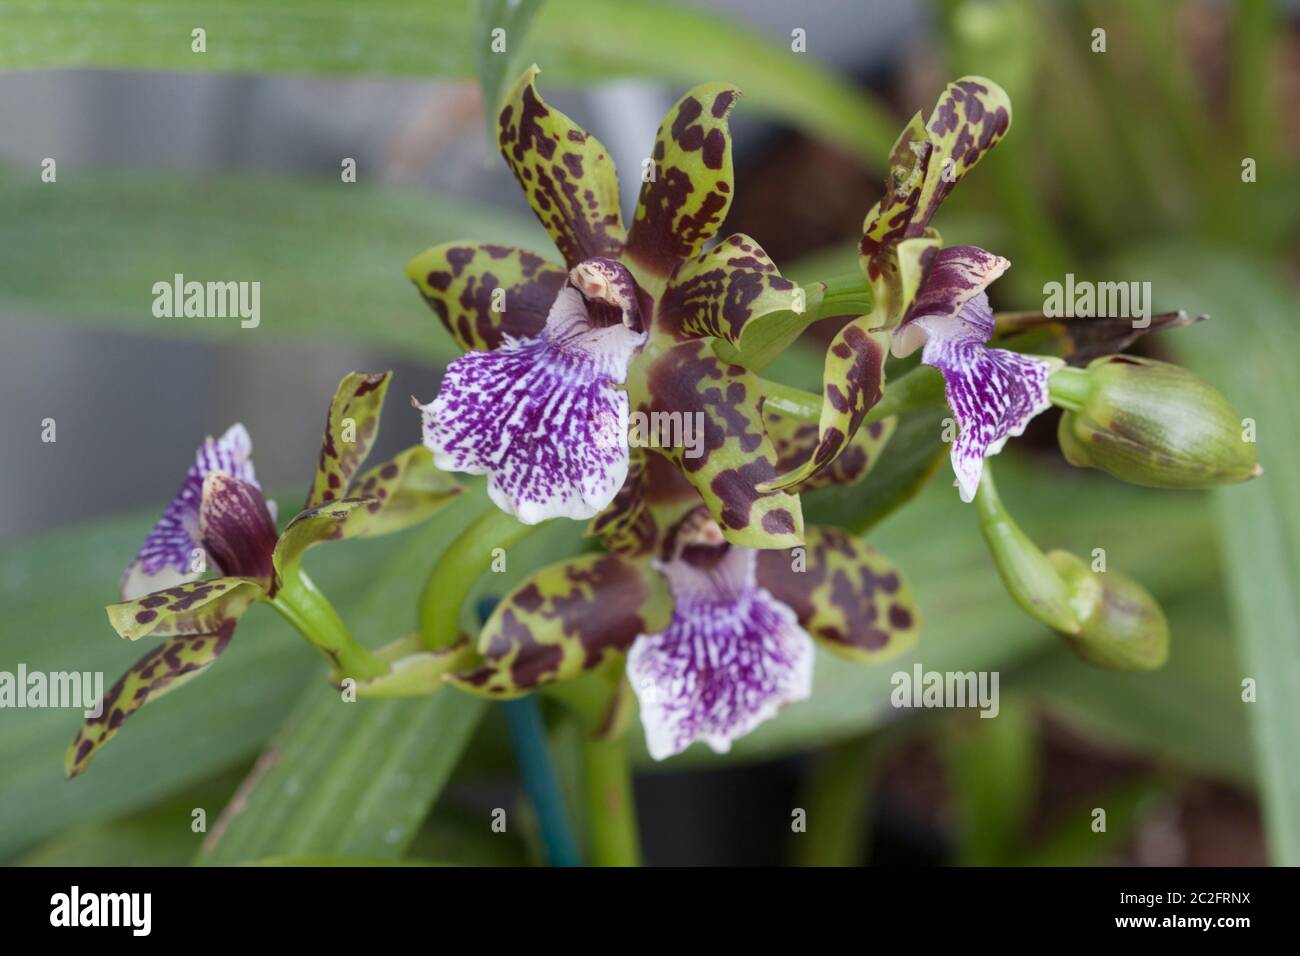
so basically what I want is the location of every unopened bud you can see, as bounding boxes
[975,467,1168,671]
[1050,356,1260,489]
[1047,550,1169,671]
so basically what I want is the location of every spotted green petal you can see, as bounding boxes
[907,77,1011,241]
[859,111,931,269]
[655,233,802,347]
[406,241,568,351]
[105,577,264,642]
[766,408,897,493]
[275,446,461,577]
[446,553,671,697]
[346,446,463,537]
[586,447,657,557]
[761,322,889,492]
[67,618,239,778]
[305,372,391,509]
[587,447,702,558]
[631,339,803,548]
[625,82,740,284]
[497,65,625,268]
[859,75,1010,328]
[756,527,919,662]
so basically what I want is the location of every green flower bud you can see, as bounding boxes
[1047,550,1169,671]
[1050,356,1260,489]
[975,467,1168,671]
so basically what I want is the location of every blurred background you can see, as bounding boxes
[1,0,1297,865]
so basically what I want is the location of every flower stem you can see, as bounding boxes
[502,696,583,867]
[269,566,389,681]
[581,731,641,867]
[974,465,1080,636]
[418,502,541,650]
[866,365,945,423]
[760,365,947,425]
[815,272,875,318]
[1046,365,1091,412]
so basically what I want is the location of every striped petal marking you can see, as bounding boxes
[627,511,813,760]
[121,424,259,600]
[417,258,647,523]
[893,247,1055,502]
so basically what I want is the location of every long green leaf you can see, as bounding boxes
[0,0,895,163]
[0,172,545,362]
[197,684,487,864]
[1113,245,1300,863]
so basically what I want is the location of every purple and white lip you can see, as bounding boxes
[417,258,648,524]
[121,423,260,600]
[891,246,1055,502]
[627,513,814,760]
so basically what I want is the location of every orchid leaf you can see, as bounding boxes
[475,0,543,146]
[105,578,264,643]
[757,527,919,662]
[625,82,740,284]
[762,322,889,492]
[197,681,487,865]
[0,1,898,165]
[633,340,804,549]
[448,553,670,697]
[66,621,238,779]
[497,64,625,268]
[656,234,802,347]
[305,372,391,509]
[405,241,566,351]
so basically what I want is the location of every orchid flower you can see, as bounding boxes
[891,245,1058,501]
[763,77,1013,493]
[67,373,460,777]
[441,436,916,760]
[408,66,813,550]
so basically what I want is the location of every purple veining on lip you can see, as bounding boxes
[889,246,1053,502]
[418,263,647,524]
[914,291,1053,502]
[627,532,813,760]
[122,424,259,600]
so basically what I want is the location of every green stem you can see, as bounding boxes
[1046,365,1090,412]
[418,502,542,650]
[867,365,945,423]
[581,732,641,866]
[269,566,388,681]
[793,735,880,866]
[974,466,1079,636]
[760,365,947,425]
[816,272,875,318]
